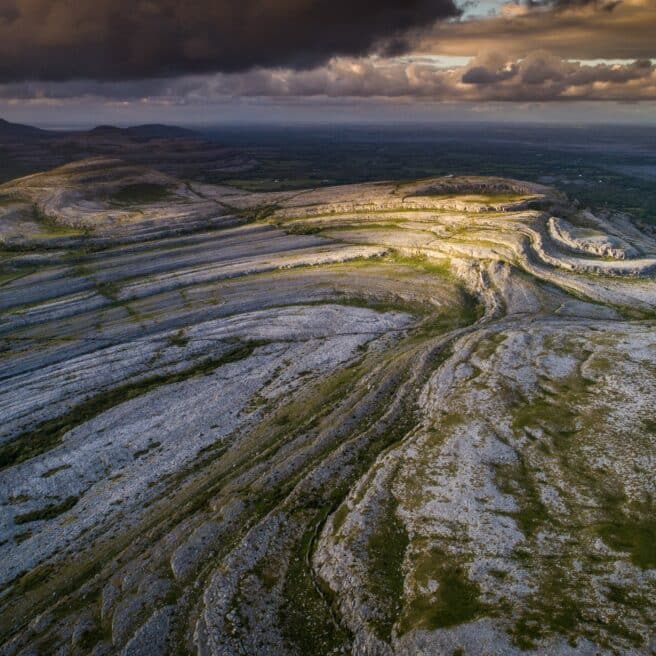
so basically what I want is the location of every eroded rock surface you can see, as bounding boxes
[0,164,654,655]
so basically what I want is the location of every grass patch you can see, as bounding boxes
[366,495,410,641]
[233,203,280,223]
[388,252,453,278]
[133,441,161,459]
[14,530,32,544]
[76,622,107,651]
[284,223,322,235]
[14,496,79,524]
[510,564,583,649]
[94,280,121,301]
[510,391,578,440]
[40,464,72,478]
[595,499,656,570]
[642,418,656,434]
[400,547,489,634]
[30,205,86,238]
[494,454,550,538]
[280,510,351,655]
[167,329,189,348]
[9,563,57,597]
[110,183,171,205]
[0,265,39,287]
[0,341,264,470]
[330,503,349,535]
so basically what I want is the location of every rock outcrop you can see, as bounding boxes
[0,166,654,655]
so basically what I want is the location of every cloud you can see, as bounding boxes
[2,0,652,108]
[456,52,656,99]
[418,0,656,60]
[0,0,459,82]
[170,52,656,102]
[461,64,518,84]
[4,52,653,104]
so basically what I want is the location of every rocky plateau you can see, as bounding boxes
[0,159,654,656]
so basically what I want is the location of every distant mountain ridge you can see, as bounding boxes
[0,118,198,140]
[0,117,254,185]
[0,118,52,137]
[87,123,197,139]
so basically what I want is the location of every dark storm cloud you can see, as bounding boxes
[461,64,518,84]
[0,0,460,82]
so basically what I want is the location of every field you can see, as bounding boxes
[202,124,656,224]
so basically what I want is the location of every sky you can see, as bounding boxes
[0,0,655,126]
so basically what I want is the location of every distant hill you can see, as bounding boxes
[0,119,197,140]
[0,118,53,138]
[86,125,126,137]
[0,118,252,185]
[86,123,197,139]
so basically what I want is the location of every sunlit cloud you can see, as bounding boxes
[2,53,653,105]
[417,0,656,60]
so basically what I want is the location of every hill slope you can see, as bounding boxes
[0,165,655,655]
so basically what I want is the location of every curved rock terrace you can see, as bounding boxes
[1,159,655,655]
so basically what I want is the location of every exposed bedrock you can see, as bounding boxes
[0,166,654,655]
